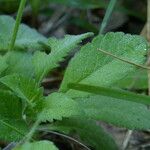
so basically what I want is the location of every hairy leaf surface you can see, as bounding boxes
[5,51,34,77]
[60,32,148,97]
[0,91,28,141]
[76,95,150,129]
[39,93,83,122]
[33,33,93,82]
[0,74,43,108]
[116,69,148,89]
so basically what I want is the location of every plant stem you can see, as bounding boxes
[97,48,150,70]
[9,0,27,51]
[99,0,117,34]
[23,119,40,142]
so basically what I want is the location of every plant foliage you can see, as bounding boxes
[0,3,149,149]
[13,141,58,150]
[60,32,147,97]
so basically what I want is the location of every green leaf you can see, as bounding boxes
[0,90,28,141]
[60,32,148,97]
[0,55,7,75]
[76,95,150,130]
[4,51,34,78]
[0,15,46,51]
[68,83,150,105]
[115,69,148,89]
[13,140,58,150]
[0,74,43,108]
[39,92,83,122]
[33,33,93,82]
[50,117,118,150]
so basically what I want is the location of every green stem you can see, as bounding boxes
[99,0,117,34]
[9,0,27,51]
[23,119,40,142]
[98,48,150,70]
